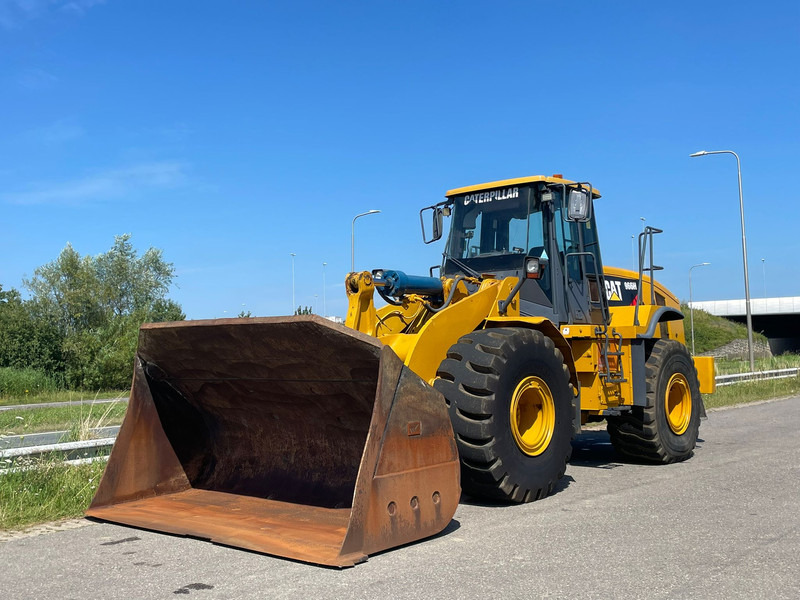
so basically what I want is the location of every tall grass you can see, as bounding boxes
[714,353,800,375]
[0,460,107,531]
[0,389,130,408]
[64,400,123,442]
[0,367,61,399]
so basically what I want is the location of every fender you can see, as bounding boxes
[636,306,684,339]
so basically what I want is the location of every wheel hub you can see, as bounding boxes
[510,376,555,456]
[665,372,692,435]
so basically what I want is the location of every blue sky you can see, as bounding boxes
[2,1,798,319]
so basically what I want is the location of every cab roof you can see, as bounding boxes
[446,175,602,198]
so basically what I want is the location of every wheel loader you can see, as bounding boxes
[87,174,716,567]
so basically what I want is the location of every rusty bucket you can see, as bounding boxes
[87,315,460,567]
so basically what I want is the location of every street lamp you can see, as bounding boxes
[290,253,296,315]
[322,261,327,317]
[640,216,646,232]
[351,210,381,272]
[690,149,755,371]
[761,258,766,299]
[688,262,711,355]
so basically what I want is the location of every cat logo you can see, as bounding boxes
[605,279,623,302]
[463,187,519,205]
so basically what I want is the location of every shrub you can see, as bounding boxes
[0,367,61,398]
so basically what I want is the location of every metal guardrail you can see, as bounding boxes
[0,437,115,461]
[0,437,115,474]
[715,368,800,387]
[0,426,120,450]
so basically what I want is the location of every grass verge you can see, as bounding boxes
[0,402,127,437]
[704,375,800,410]
[0,459,106,531]
[0,388,129,408]
[703,354,800,410]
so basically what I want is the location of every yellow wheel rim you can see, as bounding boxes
[665,372,692,435]
[510,376,555,456]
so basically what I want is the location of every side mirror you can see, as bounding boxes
[431,207,443,241]
[419,204,450,244]
[567,189,591,222]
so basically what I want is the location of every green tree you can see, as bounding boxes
[25,235,182,333]
[0,285,63,374]
[23,235,185,389]
[294,306,313,315]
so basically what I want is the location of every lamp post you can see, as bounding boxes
[290,252,296,315]
[761,258,766,299]
[690,150,755,371]
[631,235,636,271]
[688,262,711,355]
[322,261,327,317]
[351,210,381,272]
[640,216,646,232]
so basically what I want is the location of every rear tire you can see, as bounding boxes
[434,328,574,503]
[607,339,701,463]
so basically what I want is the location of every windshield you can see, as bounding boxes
[446,185,544,260]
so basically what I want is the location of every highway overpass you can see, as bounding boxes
[690,296,800,355]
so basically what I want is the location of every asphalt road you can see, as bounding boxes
[2,397,798,600]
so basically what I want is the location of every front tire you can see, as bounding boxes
[607,339,702,463]
[434,328,574,503]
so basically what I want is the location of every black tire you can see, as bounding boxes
[433,328,575,503]
[607,339,702,463]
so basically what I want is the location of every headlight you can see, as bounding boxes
[525,258,541,279]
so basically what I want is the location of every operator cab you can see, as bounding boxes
[422,176,607,326]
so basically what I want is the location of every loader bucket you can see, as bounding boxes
[87,315,460,567]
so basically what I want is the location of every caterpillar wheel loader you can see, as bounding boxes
[87,174,716,567]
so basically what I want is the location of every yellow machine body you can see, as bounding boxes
[345,266,715,424]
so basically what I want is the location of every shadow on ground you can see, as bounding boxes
[460,429,627,506]
[571,429,705,467]
[569,429,624,469]
[445,428,707,510]
[459,472,576,508]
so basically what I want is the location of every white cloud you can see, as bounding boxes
[1,161,189,206]
[60,0,105,16]
[0,0,105,29]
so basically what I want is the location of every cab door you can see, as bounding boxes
[551,190,606,326]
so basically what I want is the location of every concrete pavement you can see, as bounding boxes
[1,397,798,599]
